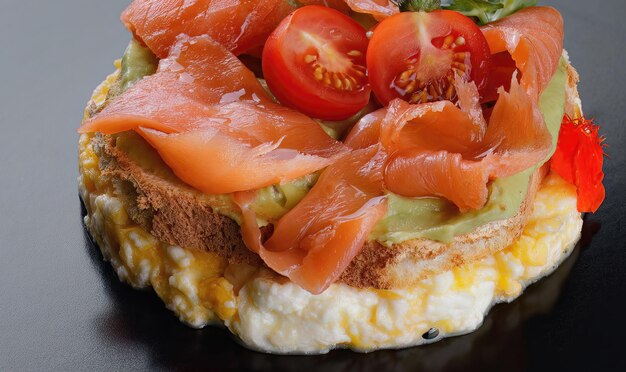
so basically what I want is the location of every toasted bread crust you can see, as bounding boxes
[94,134,263,268]
[87,62,580,290]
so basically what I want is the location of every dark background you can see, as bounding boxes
[1,0,625,371]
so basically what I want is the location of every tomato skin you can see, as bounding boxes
[367,10,492,106]
[262,6,371,121]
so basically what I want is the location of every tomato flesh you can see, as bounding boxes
[262,6,371,121]
[367,10,492,106]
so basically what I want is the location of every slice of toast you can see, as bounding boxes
[86,60,581,290]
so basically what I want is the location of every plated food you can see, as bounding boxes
[78,0,605,354]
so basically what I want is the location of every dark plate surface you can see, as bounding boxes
[1,1,625,371]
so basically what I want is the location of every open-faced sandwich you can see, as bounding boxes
[78,0,606,354]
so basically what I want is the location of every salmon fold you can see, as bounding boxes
[79,35,349,194]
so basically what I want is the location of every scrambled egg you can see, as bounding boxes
[78,69,583,354]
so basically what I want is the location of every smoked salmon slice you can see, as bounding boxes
[121,0,399,60]
[122,0,297,58]
[341,0,398,18]
[297,0,351,13]
[285,0,397,18]
[236,145,388,294]
[80,35,348,194]
[383,79,551,210]
[481,6,564,101]
[346,76,551,212]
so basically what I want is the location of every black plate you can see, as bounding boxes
[1,1,625,371]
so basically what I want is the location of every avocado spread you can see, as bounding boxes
[114,41,567,243]
[120,39,158,92]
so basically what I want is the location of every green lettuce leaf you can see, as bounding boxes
[395,0,442,12]
[445,1,503,24]
[395,0,538,25]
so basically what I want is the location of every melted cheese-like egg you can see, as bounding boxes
[79,69,582,354]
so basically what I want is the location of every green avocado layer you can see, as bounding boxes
[120,40,158,92]
[115,41,567,243]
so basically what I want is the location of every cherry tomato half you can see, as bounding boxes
[367,10,492,106]
[262,5,371,121]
